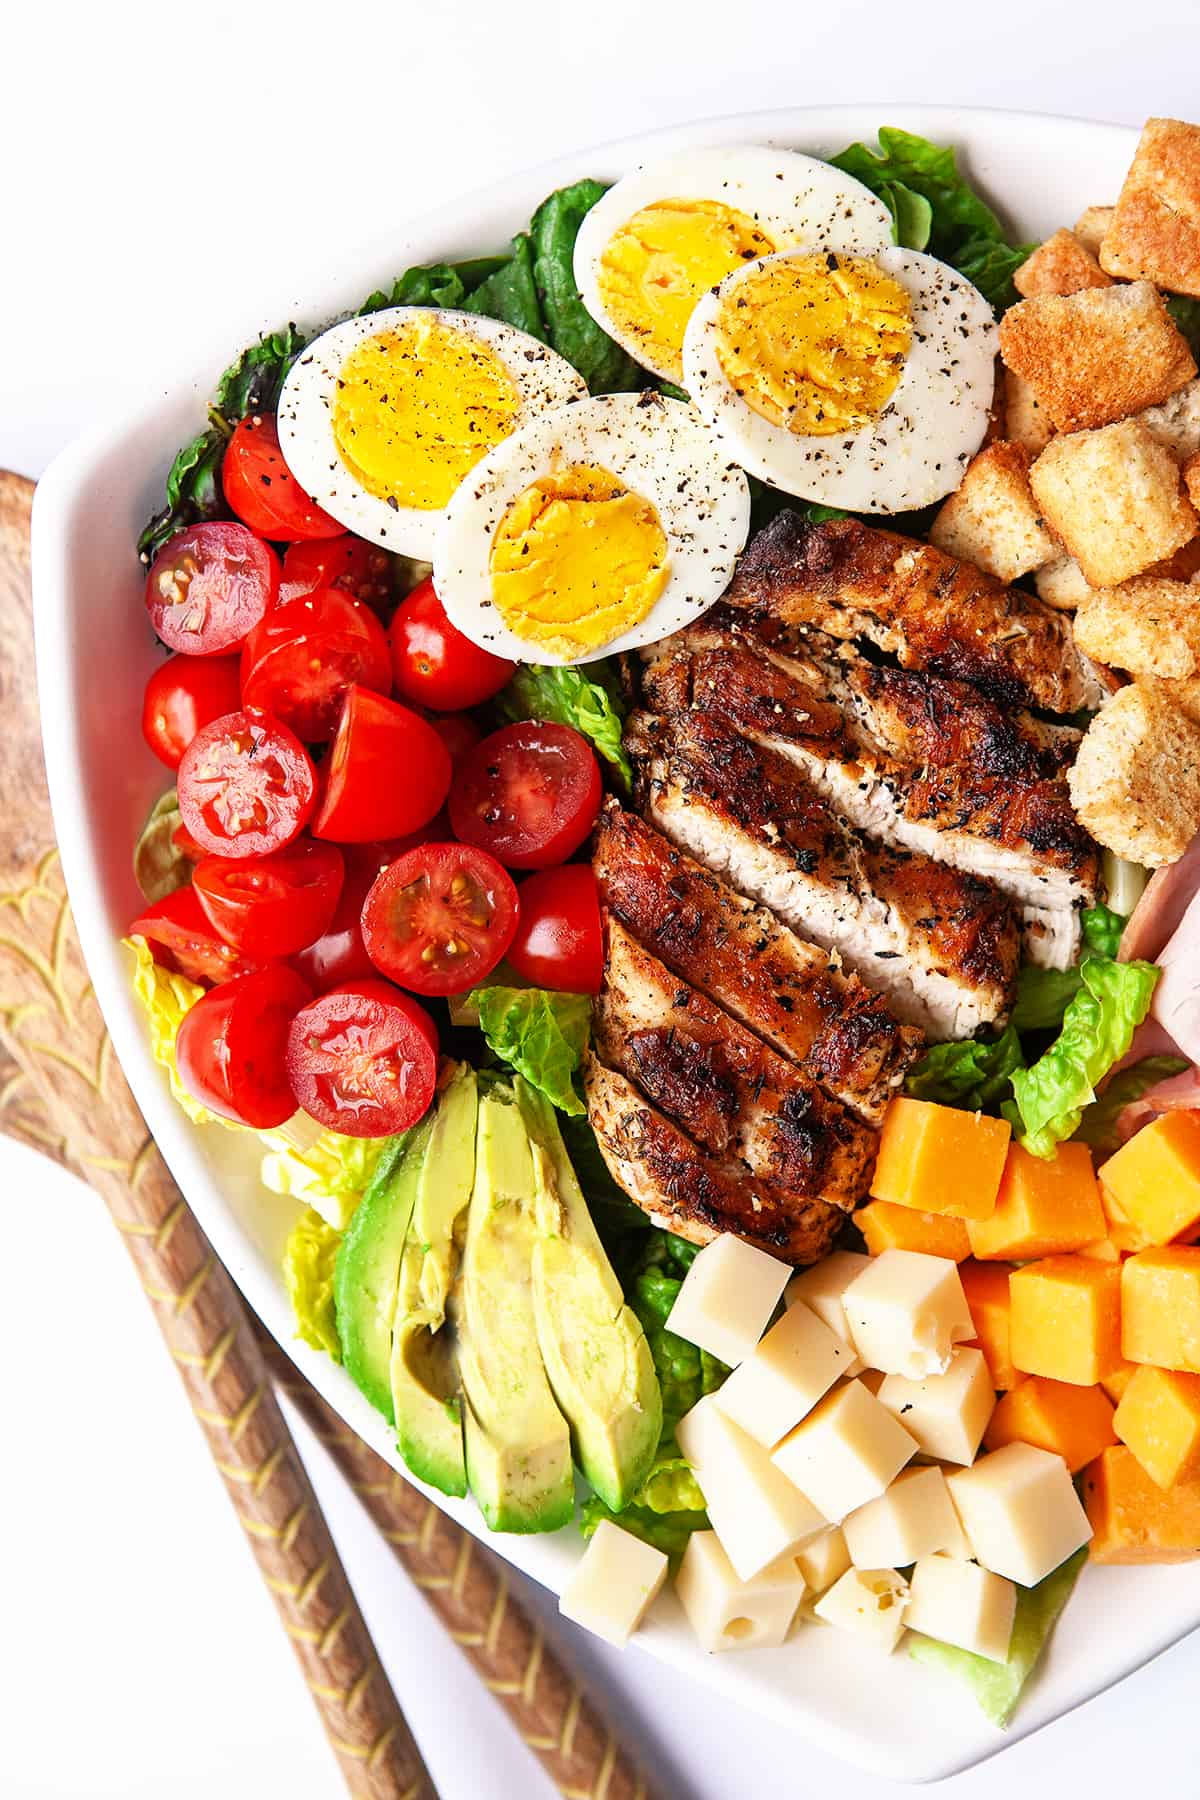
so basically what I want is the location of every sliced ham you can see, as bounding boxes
[1117,1066,1200,1142]
[1151,886,1200,1064]
[1120,830,1200,964]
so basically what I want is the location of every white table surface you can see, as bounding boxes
[4,4,1198,1793]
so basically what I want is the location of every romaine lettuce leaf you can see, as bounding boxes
[908,1547,1087,1727]
[579,1491,709,1560]
[469,984,591,1116]
[530,180,643,392]
[1011,965,1085,1034]
[358,255,507,315]
[1082,903,1126,958]
[879,181,934,250]
[260,1118,398,1230]
[496,660,631,790]
[1074,1054,1190,1153]
[1006,957,1161,1157]
[463,233,545,339]
[133,788,191,905]
[905,1024,1023,1112]
[282,1207,343,1360]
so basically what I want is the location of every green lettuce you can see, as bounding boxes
[469,985,591,1116]
[530,180,643,393]
[358,254,507,315]
[909,1547,1087,1727]
[1075,1055,1190,1153]
[259,1119,402,1229]
[1006,957,1161,1157]
[1082,903,1126,959]
[283,1207,343,1360]
[132,787,191,905]
[579,1491,709,1560]
[496,661,631,790]
[1167,294,1200,356]
[1012,906,1129,1032]
[905,1024,1023,1112]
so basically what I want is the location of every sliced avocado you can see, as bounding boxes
[390,1064,479,1497]
[455,1085,575,1534]
[334,1120,433,1422]
[516,1079,663,1511]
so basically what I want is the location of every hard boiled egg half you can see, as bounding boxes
[573,146,894,386]
[434,392,750,665]
[277,307,587,557]
[682,247,998,513]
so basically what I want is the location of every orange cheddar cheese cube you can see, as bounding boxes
[1122,1248,1200,1371]
[1100,1113,1200,1246]
[856,1201,970,1261]
[1010,1257,1122,1386]
[1101,1361,1139,1404]
[1078,1236,1121,1264]
[1114,1365,1200,1489]
[967,1142,1104,1261]
[871,1098,1010,1221]
[1101,1183,1151,1254]
[1083,1445,1200,1563]
[959,1260,1020,1390]
[985,1375,1117,1473]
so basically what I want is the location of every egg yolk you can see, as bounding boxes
[331,316,521,512]
[488,464,669,658]
[714,253,912,435]
[597,199,776,383]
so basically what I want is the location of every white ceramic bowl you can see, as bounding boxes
[32,106,1200,1783]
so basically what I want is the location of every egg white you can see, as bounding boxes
[276,307,588,557]
[681,246,998,514]
[573,146,894,384]
[433,392,751,666]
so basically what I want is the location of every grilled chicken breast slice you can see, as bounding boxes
[595,914,875,1213]
[725,512,1109,715]
[629,707,1019,1039]
[593,801,920,1123]
[583,1055,845,1265]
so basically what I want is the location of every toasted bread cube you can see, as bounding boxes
[1010,1257,1122,1386]
[713,1300,852,1448]
[559,1521,669,1647]
[771,1380,917,1523]
[930,441,1059,582]
[1014,228,1113,299]
[1068,680,1200,866]
[1035,554,1094,610]
[984,1375,1117,1473]
[676,1532,807,1653]
[1163,674,1200,724]
[871,1097,1010,1222]
[1083,1444,1200,1562]
[1030,420,1197,588]
[843,1465,970,1569]
[1000,283,1196,433]
[967,1142,1104,1261]
[842,1251,975,1380]
[1074,205,1115,258]
[676,1395,826,1579]
[905,1554,1017,1663]
[666,1234,791,1367]
[1138,378,1200,463]
[1114,1365,1200,1490]
[960,1259,1021,1390]
[1122,1247,1200,1370]
[794,1525,851,1595]
[786,1251,869,1376]
[1100,118,1200,297]
[948,1443,1092,1585]
[1186,451,1200,512]
[1075,579,1200,679]
[877,1346,995,1465]
[812,1566,910,1652]
[855,1201,970,1262]
[1100,1112,1200,1245]
[1005,371,1056,456]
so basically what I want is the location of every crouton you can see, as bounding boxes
[929,442,1059,582]
[1005,371,1056,456]
[1100,118,1200,297]
[1035,556,1094,610]
[1030,420,1198,588]
[1074,579,1200,679]
[1161,677,1200,725]
[1069,681,1200,866]
[1013,229,1113,298]
[1075,206,1116,258]
[1186,452,1200,510]
[1137,379,1200,463]
[999,283,1196,432]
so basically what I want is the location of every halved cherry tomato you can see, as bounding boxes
[312,687,450,844]
[449,722,602,871]
[193,839,344,959]
[130,885,261,985]
[362,842,519,996]
[507,865,603,993]
[141,654,243,769]
[279,538,392,613]
[389,576,516,711]
[222,414,345,541]
[288,829,446,992]
[286,979,438,1137]
[177,964,312,1128]
[178,709,316,858]
[171,821,206,862]
[240,589,392,742]
[145,521,280,656]
[428,712,481,768]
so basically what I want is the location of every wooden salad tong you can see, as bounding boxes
[0,471,656,1800]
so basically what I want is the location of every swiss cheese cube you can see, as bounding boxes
[558,1521,668,1647]
[1083,1444,1200,1563]
[675,1531,806,1652]
[813,1566,910,1653]
[676,1395,825,1580]
[842,1250,975,1379]
[1102,1114,1200,1245]
[855,1201,971,1261]
[713,1300,852,1447]
[870,1097,1010,1220]
[947,1443,1092,1585]
[1009,1256,1122,1385]
[905,1554,1017,1664]
[1122,1247,1200,1370]
[771,1379,917,1522]
[794,1526,852,1595]
[877,1347,995,1465]
[984,1375,1117,1473]
[959,1259,1021,1390]
[666,1234,791,1367]
[786,1251,869,1375]
[967,1142,1104,1261]
[1114,1365,1200,1489]
[842,1465,971,1569]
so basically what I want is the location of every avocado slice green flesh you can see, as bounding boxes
[456,1086,575,1534]
[516,1079,663,1512]
[390,1064,478,1498]
[334,1119,433,1422]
